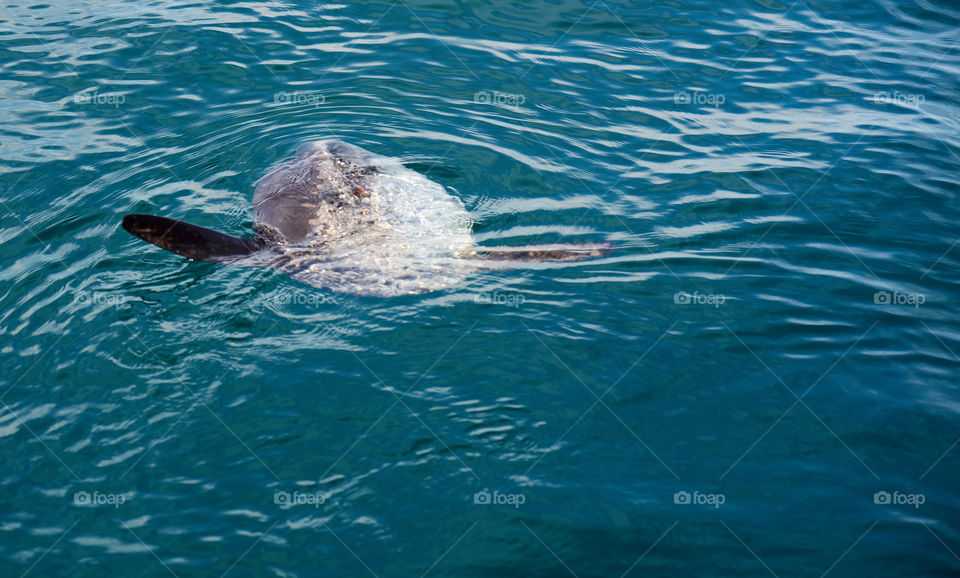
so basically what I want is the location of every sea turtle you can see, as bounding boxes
[122,140,610,296]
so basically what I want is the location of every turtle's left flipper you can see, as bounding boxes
[122,214,266,262]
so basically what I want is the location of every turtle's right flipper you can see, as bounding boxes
[465,242,612,263]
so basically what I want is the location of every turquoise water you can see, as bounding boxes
[2,0,959,575]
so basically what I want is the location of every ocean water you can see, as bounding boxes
[1,0,958,576]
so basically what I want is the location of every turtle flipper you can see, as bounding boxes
[122,214,265,262]
[464,242,612,262]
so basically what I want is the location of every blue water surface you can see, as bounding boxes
[1,0,959,576]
